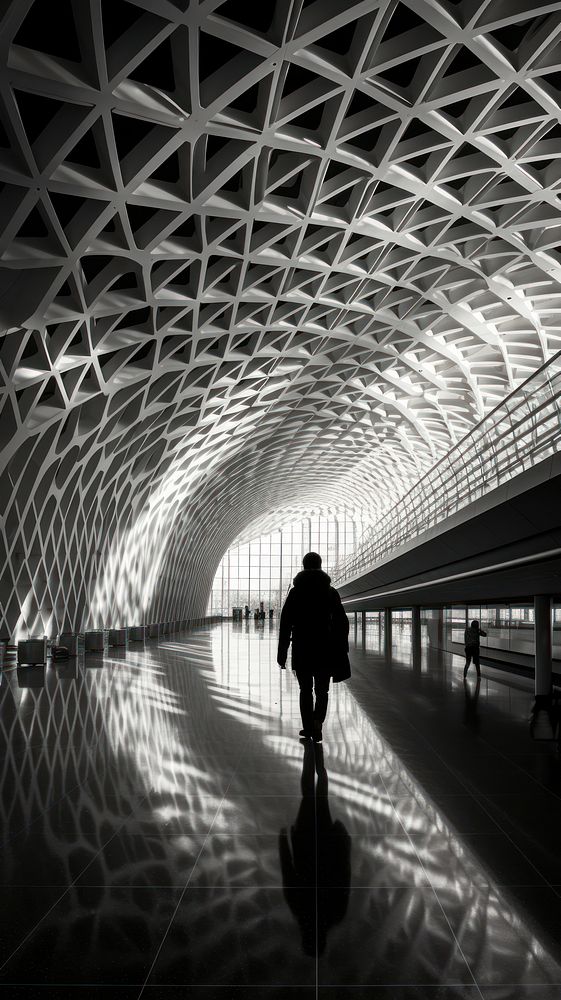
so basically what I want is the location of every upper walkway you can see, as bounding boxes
[333,351,561,610]
[1,619,561,995]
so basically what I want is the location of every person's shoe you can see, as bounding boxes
[312,720,322,744]
[299,729,313,739]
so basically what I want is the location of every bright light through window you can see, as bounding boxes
[209,513,366,616]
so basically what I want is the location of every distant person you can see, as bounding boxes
[269,608,274,620]
[464,619,487,679]
[277,551,350,743]
[244,605,250,620]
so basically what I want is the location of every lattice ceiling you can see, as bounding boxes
[2,0,561,636]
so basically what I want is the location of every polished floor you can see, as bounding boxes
[2,622,561,998]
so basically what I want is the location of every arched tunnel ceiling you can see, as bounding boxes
[2,0,561,636]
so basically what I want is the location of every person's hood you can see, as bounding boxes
[292,568,332,588]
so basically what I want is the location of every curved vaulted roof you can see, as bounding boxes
[1,0,561,637]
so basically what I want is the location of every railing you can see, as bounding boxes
[332,349,561,586]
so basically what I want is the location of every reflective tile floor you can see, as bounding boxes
[2,621,561,998]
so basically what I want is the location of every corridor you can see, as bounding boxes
[1,621,561,998]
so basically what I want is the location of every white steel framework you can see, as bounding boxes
[2,0,561,637]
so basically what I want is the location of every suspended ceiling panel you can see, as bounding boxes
[1,0,561,637]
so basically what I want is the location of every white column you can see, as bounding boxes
[412,605,421,669]
[384,608,392,659]
[534,595,552,697]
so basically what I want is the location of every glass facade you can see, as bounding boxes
[444,604,561,660]
[209,514,366,616]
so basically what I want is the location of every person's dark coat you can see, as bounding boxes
[464,624,486,647]
[277,568,350,681]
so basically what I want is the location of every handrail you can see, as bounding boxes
[332,349,561,586]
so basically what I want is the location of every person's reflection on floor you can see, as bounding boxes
[463,674,481,733]
[279,742,351,955]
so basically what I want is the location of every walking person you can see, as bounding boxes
[464,618,487,679]
[277,551,350,743]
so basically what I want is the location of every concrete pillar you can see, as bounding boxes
[361,611,366,648]
[384,607,392,660]
[534,595,552,698]
[412,605,421,670]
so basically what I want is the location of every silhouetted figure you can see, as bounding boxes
[279,743,351,955]
[244,605,250,620]
[464,618,487,679]
[277,551,350,743]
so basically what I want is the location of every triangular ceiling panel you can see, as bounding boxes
[1,0,561,639]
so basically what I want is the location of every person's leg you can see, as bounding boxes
[312,670,331,740]
[295,670,314,736]
[464,646,472,679]
[474,646,481,678]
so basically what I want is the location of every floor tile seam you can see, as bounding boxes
[378,772,447,892]
[5,880,452,888]
[466,790,557,890]
[0,980,558,989]
[479,984,561,989]
[226,793,320,798]
[442,774,561,802]
[0,789,154,975]
[385,744,552,890]
[378,770,485,997]
[428,885,486,999]
[431,873,561,990]
[137,737,254,998]
[316,987,476,993]
[0,982,148,989]
[86,882,437,889]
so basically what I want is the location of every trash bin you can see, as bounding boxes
[17,637,47,666]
